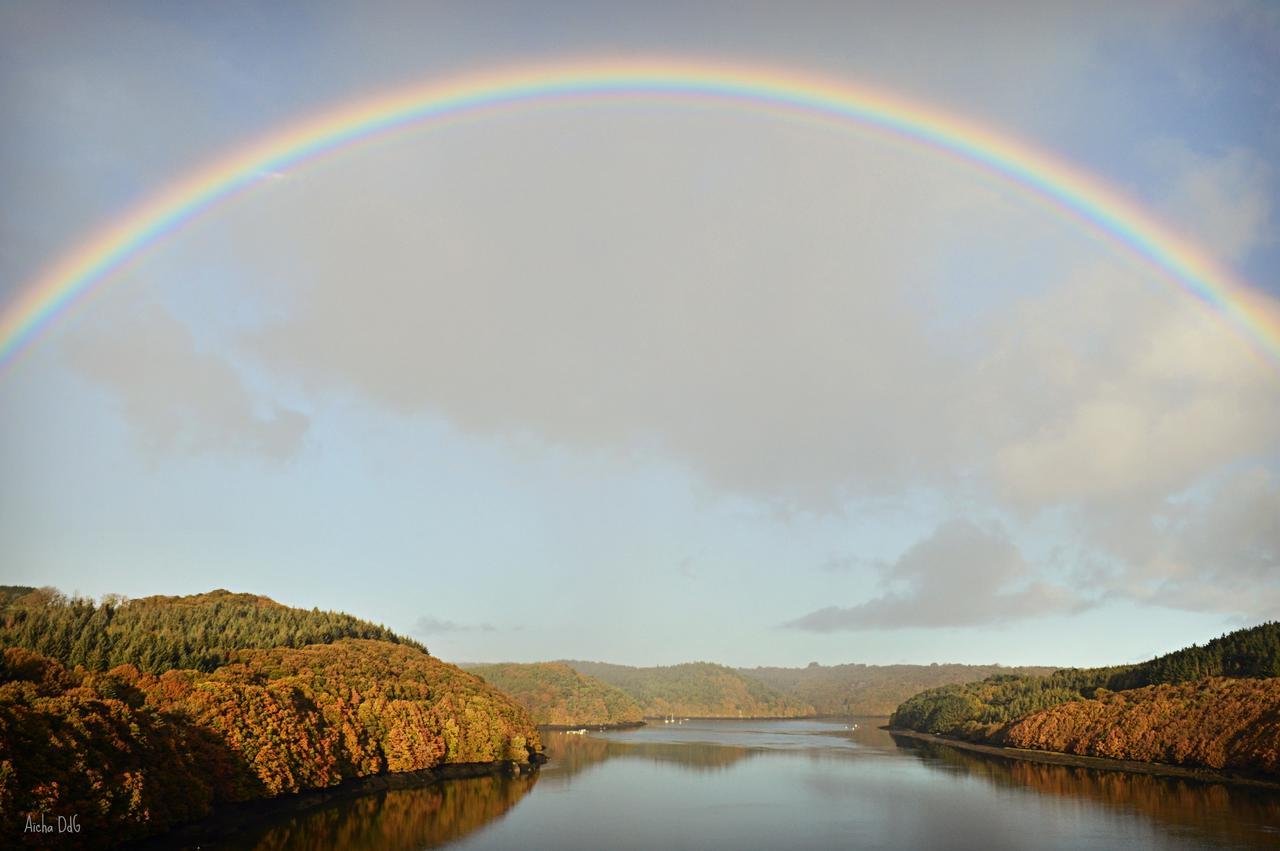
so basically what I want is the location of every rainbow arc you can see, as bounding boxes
[3,59,1277,374]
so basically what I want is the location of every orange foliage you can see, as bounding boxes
[0,641,541,847]
[1001,677,1280,776]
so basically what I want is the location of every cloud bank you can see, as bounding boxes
[414,615,497,635]
[64,303,308,459]
[59,70,1280,627]
[786,520,1087,631]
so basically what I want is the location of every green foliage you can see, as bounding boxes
[0,588,542,847]
[0,641,541,848]
[0,586,427,673]
[466,662,644,727]
[1107,621,1280,688]
[564,660,812,718]
[891,622,1280,740]
[743,663,1058,716]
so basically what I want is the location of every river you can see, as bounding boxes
[171,719,1280,850]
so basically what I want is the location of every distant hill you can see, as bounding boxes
[466,662,645,727]
[742,662,1058,716]
[564,660,813,718]
[0,585,425,673]
[890,622,1280,777]
[0,589,540,848]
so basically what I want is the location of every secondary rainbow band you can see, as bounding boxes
[3,59,1279,374]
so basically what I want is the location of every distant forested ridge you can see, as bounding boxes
[465,662,645,727]
[564,660,813,718]
[0,589,540,848]
[743,662,1057,716]
[890,622,1280,777]
[0,585,425,673]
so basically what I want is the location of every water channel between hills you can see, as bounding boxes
[166,718,1280,850]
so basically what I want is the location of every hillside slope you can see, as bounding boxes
[744,662,1057,716]
[892,621,1280,739]
[0,589,541,848]
[890,622,1280,777]
[466,662,644,727]
[1000,677,1280,776]
[565,660,812,718]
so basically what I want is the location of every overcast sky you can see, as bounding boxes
[1,1,1277,667]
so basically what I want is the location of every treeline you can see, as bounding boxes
[1000,677,1280,777]
[743,662,1057,716]
[465,662,644,727]
[0,586,425,673]
[891,621,1280,740]
[1107,622,1280,689]
[890,622,1280,777]
[564,660,812,718]
[1,640,540,847]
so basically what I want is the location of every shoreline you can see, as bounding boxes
[541,720,647,731]
[641,714,816,721]
[886,727,1280,791]
[124,757,543,848]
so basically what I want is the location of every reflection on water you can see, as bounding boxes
[536,718,890,782]
[893,735,1280,850]
[187,772,538,851]
[540,724,754,777]
[175,719,1280,850]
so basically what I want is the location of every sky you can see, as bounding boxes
[1,1,1278,668]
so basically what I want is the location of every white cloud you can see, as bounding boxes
[414,615,496,635]
[62,303,308,459]
[1085,465,1280,620]
[785,519,1087,630]
[1145,140,1275,262]
[46,37,1280,626]
[818,555,885,574]
[969,259,1280,509]
[231,108,1017,508]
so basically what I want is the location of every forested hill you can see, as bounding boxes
[1000,677,1280,778]
[0,585,425,672]
[742,662,1058,716]
[465,662,645,727]
[564,660,813,718]
[890,621,1280,776]
[0,588,542,847]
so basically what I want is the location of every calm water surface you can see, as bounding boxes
[189,719,1280,850]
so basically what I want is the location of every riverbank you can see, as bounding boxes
[642,714,818,721]
[886,727,1280,791]
[541,720,647,731]
[124,758,544,849]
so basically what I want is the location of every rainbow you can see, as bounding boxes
[3,58,1279,374]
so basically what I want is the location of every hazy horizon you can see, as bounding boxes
[3,2,1278,670]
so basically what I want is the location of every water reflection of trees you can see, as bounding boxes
[892,735,1280,848]
[543,730,757,778]
[843,718,897,751]
[543,721,901,780]
[222,773,539,851]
